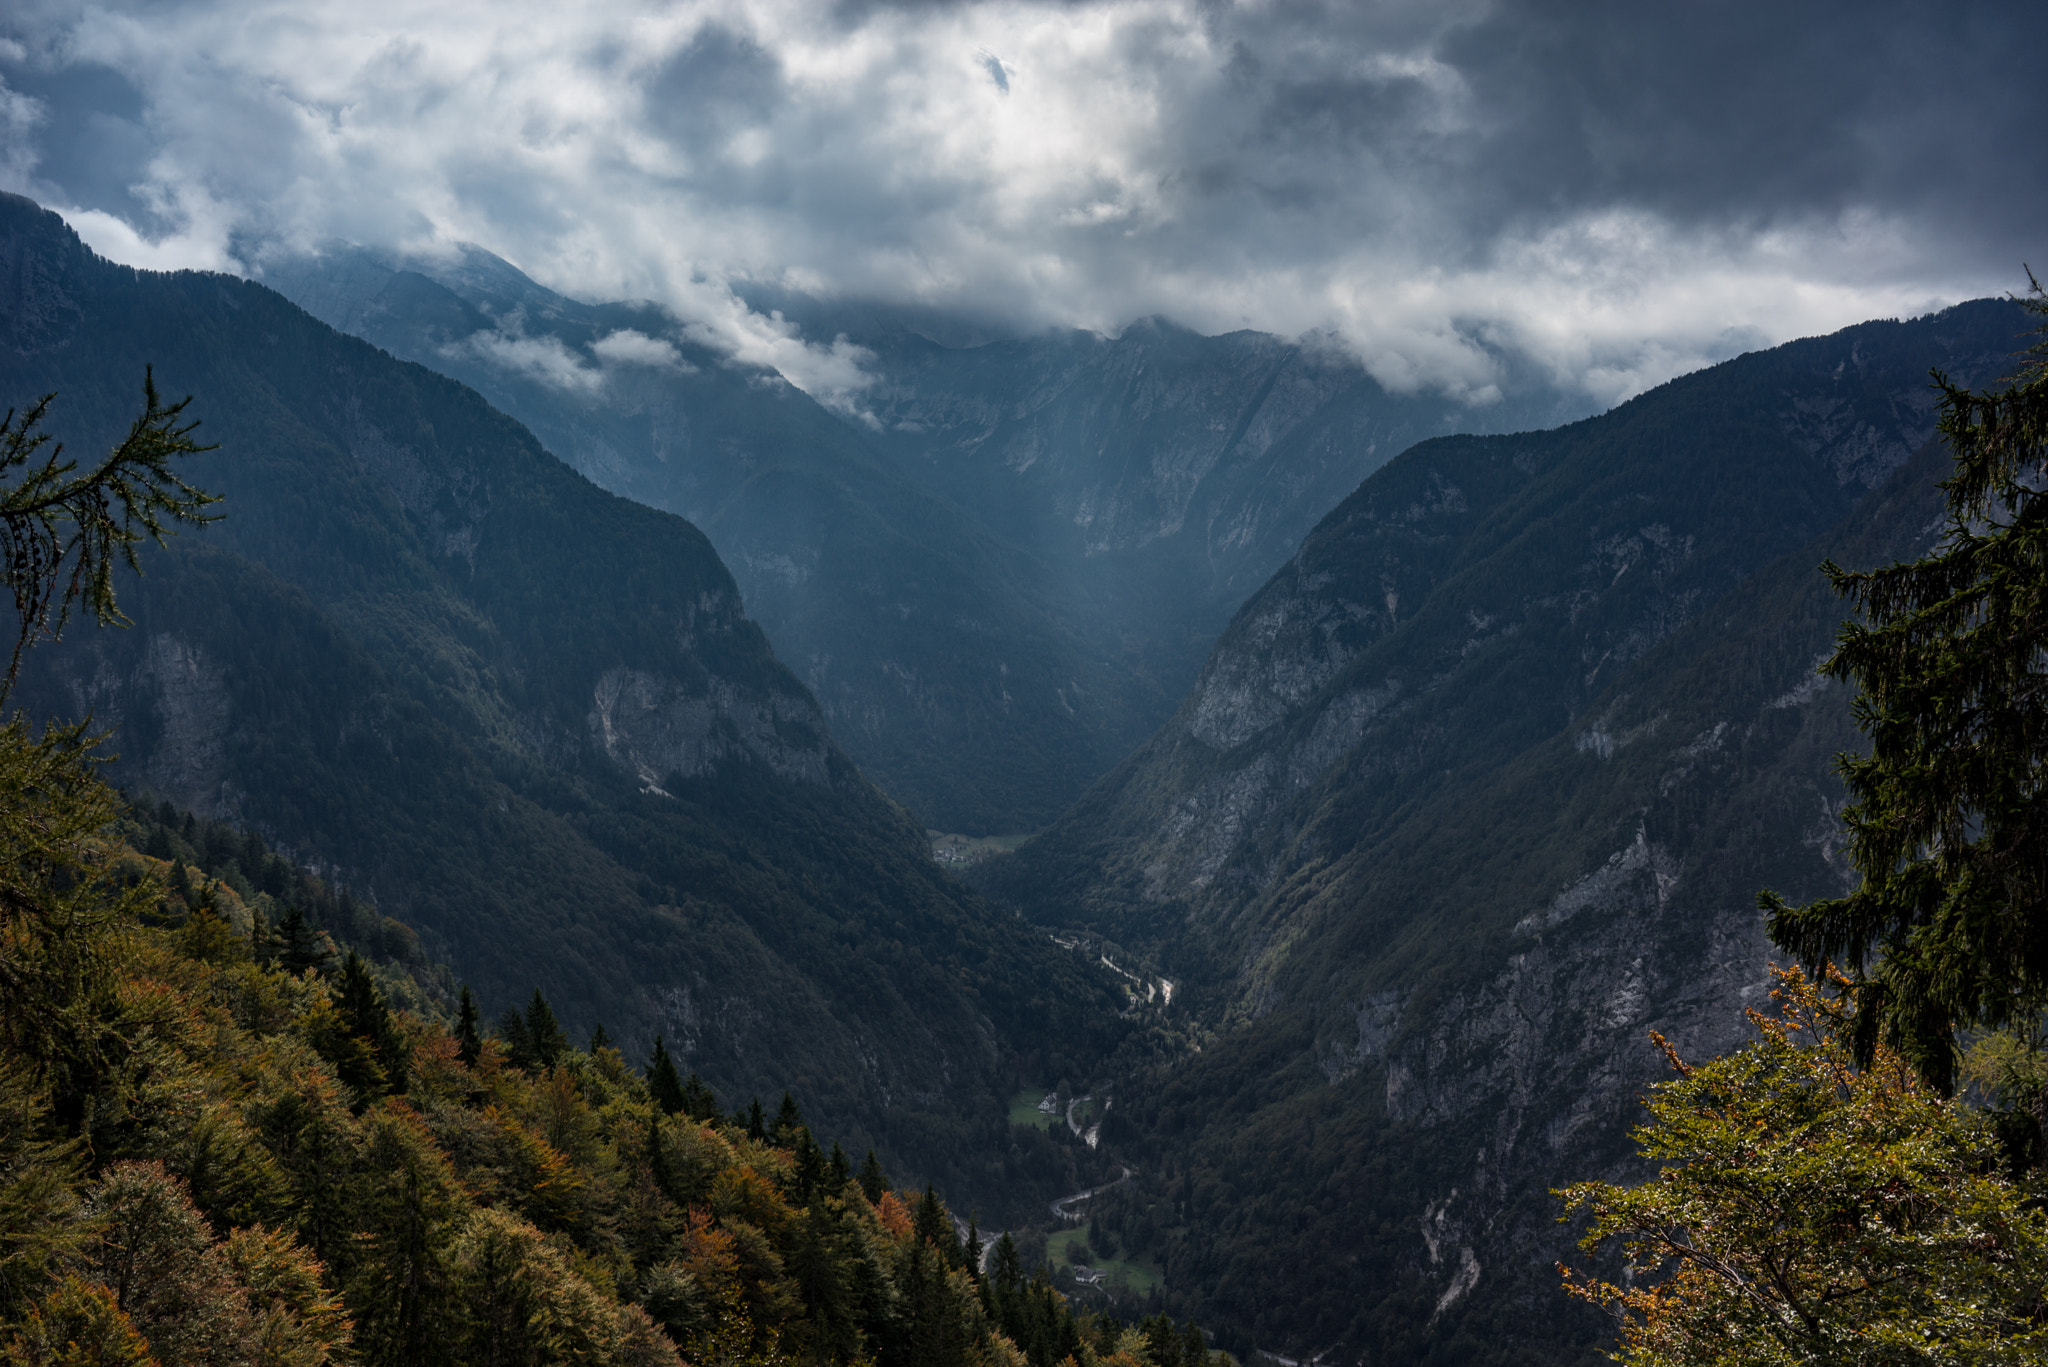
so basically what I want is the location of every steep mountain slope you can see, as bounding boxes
[266,251,1585,833]
[985,300,2029,1361]
[834,313,1589,686]
[261,248,1162,835]
[0,192,1126,1213]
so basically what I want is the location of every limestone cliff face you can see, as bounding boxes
[1023,302,2017,945]
[855,319,1579,611]
[992,301,2019,1361]
[589,667,832,790]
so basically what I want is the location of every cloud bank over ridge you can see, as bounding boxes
[1,0,2041,408]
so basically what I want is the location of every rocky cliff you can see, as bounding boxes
[987,299,2029,1361]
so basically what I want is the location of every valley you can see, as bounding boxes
[0,187,2034,1366]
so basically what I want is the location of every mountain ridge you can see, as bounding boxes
[0,190,1127,1216]
[980,296,2031,1361]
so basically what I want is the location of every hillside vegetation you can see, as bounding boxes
[0,726,1228,1367]
[0,191,1128,1218]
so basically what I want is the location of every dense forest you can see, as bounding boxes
[0,734,1230,1367]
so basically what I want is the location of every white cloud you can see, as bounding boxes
[445,329,607,394]
[2,0,2037,407]
[589,328,696,372]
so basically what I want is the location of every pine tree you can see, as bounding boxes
[682,1071,716,1122]
[647,1036,686,1116]
[454,987,482,1068]
[335,950,407,1094]
[774,1090,804,1144]
[521,990,567,1070]
[588,1022,611,1053]
[858,1150,886,1205]
[1765,276,2048,1090]
[828,1142,850,1193]
[745,1097,766,1141]
[274,907,331,977]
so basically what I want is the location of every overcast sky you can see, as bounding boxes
[3,0,2042,407]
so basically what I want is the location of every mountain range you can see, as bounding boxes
[983,296,2027,1360]
[3,186,2030,1364]
[261,247,1586,834]
[0,191,1126,1221]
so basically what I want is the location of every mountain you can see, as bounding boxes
[0,191,1127,1217]
[262,252,1588,834]
[981,299,2030,1361]
[261,247,1165,835]
[768,295,1593,699]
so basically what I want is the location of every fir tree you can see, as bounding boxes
[521,990,566,1070]
[647,1036,686,1116]
[773,1090,804,1143]
[495,1008,532,1070]
[1766,275,2048,1090]
[274,907,330,978]
[0,371,218,700]
[745,1096,766,1141]
[858,1149,886,1205]
[913,1185,955,1263]
[587,1022,611,1053]
[454,987,481,1068]
[682,1072,716,1122]
[335,951,407,1094]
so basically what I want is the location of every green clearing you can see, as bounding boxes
[1048,1226,1162,1296]
[1008,1087,1058,1129]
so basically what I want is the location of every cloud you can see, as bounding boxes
[445,329,607,394]
[0,0,2040,406]
[589,328,697,372]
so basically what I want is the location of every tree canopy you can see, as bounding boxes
[1560,967,2048,1365]
[1765,278,2048,1090]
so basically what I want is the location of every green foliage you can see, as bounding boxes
[649,1037,686,1117]
[1766,280,2048,1090]
[1560,967,2048,1364]
[0,371,217,698]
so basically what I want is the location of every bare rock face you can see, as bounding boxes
[589,667,831,790]
[991,299,2021,1363]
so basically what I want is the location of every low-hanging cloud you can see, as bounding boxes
[589,329,697,374]
[0,0,2041,408]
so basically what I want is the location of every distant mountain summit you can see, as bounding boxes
[984,296,2031,1360]
[0,191,1125,1213]
[264,247,1587,834]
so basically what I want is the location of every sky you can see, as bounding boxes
[2,0,2042,409]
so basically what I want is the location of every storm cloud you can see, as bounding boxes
[1,0,2041,405]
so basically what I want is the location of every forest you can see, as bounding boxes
[0,738,1228,1367]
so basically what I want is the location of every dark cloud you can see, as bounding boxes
[0,0,2038,406]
